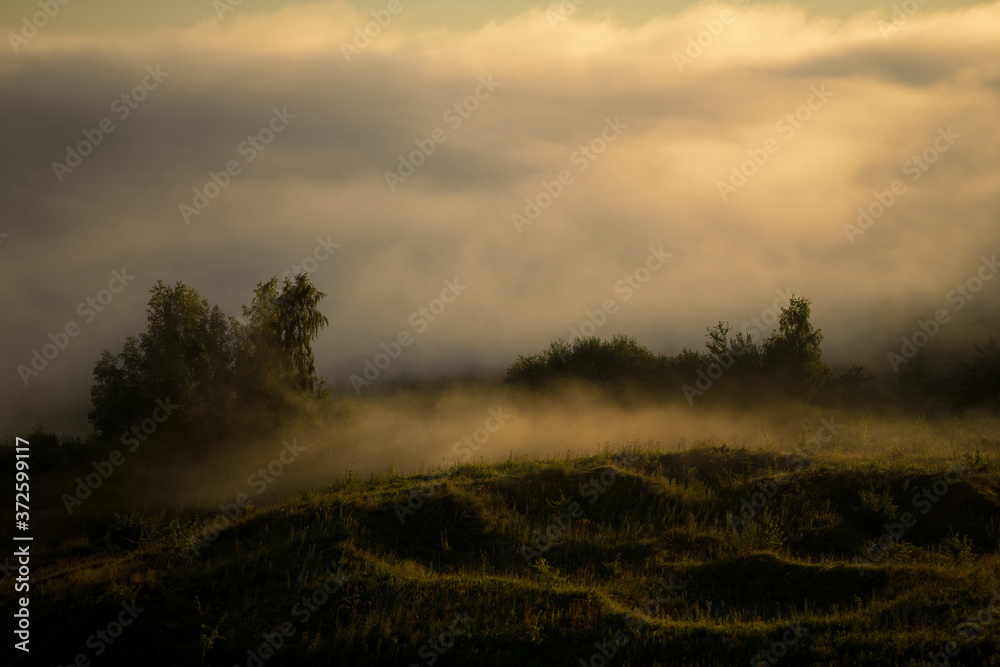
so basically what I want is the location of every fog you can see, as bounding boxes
[66,383,988,514]
[2,0,1000,436]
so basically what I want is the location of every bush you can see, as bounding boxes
[855,489,898,528]
[108,511,160,550]
[503,334,659,389]
[503,295,837,405]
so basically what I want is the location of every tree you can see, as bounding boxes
[502,344,563,388]
[761,296,831,397]
[697,321,768,402]
[240,275,329,399]
[706,321,763,370]
[273,274,330,393]
[88,335,148,439]
[88,274,329,440]
[500,295,833,405]
[503,334,658,389]
[140,280,239,421]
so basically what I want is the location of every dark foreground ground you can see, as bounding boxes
[4,434,1000,666]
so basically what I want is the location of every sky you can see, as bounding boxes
[2,0,999,434]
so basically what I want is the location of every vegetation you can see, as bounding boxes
[6,433,1000,666]
[88,274,329,441]
[83,287,999,445]
[5,288,1000,665]
[504,296,997,413]
[504,297,853,406]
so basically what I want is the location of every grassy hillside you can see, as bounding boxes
[8,437,1000,666]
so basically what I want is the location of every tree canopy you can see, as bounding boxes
[504,295,845,405]
[89,274,328,440]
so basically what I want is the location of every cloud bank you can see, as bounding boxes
[2,0,999,432]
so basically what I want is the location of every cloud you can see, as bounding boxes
[2,0,999,432]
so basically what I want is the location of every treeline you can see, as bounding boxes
[24,288,1000,455]
[88,274,331,443]
[504,296,1000,411]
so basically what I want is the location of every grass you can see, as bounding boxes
[6,434,1000,666]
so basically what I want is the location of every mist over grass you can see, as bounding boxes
[21,379,1000,516]
[5,392,1000,665]
[6,279,999,666]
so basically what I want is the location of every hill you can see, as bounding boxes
[8,438,1000,666]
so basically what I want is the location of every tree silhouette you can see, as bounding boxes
[503,294,834,404]
[503,334,658,389]
[140,280,239,422]
[240,275,330,405]
[762,296,831,397]
[89,274,328,440]
[89,335,148,440]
